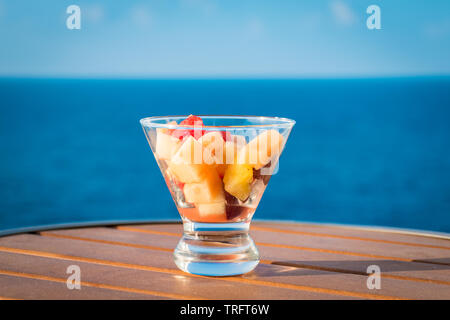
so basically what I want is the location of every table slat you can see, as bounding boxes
[1,222,449,300]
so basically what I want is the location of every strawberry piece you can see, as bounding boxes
[181,115,203,126]
[221,131,232,141]
[172,115,204,140]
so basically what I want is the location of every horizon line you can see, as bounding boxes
[1,73,450,81]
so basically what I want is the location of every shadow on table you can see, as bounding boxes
[248,258,450,278]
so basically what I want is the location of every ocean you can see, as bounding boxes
[0,77,449,233]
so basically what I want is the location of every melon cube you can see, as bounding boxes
[155,131,181,160]
[199,132,225,165]
[167,161,206,184]
[198,131,224,147]
[197,202,226,217]
[172,136,204,164]
[184,170,224,203]
[168,136,218,183]
[223,141,239,164]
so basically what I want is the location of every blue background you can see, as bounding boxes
[0,1,449,232]
[1,78,449,232]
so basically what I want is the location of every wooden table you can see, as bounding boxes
[0,221,449,300]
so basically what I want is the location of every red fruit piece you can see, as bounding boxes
[172,115,204,140]
[176,180,185,190]
[221,131,232,141]
[181,115,203,126]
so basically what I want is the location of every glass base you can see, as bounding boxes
[174,221,259,276]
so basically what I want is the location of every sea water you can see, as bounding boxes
[0,77,449,232]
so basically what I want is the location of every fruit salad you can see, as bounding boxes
[153,115,285,223]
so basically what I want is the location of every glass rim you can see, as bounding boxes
[140,115,296,130]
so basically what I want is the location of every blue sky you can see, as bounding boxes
[0,0,449,77]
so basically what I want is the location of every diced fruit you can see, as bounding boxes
[159,121,178,135]
[171,115,204,140]
[172,136,203,164]
[178,206,226,222]
[171,128,190,140]
[167,161,206,184]
[181,115,203,126]
[197,202,226,217]
[223,164,253,201]
[223,141,238,164]
[231,134,247,147]
[155,131,181,160]
[183,170,224,203]
[199,131,225,165]
[212,140,240,177]
[215,164,227,177]
[253,165,272,185]
[226,205,252,221]
[221,131,232,141]
[199,131,224,146]
[167,135,215,183]
[237,130,284,169]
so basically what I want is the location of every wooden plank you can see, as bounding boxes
[253,221,450,249]
[0,252,207,300]
[38,228,450,299]
[0,234,354,300]
[0,274,160,300]
[41,227,178,252]
[127,223,450,263]
[251,230,450,264]
[0,251,212,300]
[120,224,450,284]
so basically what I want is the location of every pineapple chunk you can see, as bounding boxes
[238,130,284,169]
[215,141,240,177]
[223,164,253,201]
[197,202,226,217]
[184,170,224,203]
[155,131,181,160]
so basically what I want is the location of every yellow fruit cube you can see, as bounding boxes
[223,164,253,201]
